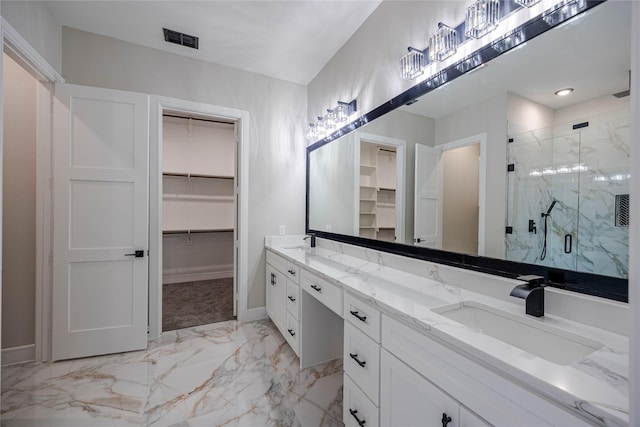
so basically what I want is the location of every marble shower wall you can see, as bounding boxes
[506,108,630,278]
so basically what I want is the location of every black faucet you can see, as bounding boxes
[303,233,316,248]
[510,275,545,317]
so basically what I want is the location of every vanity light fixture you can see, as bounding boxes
[554,87,574,96]
[315,116,326,136]
[515,0,541,7]
[306,123,317,140]
[401,47,425,80]
[335,99,358,122]
[465,0,500,39]
[428,23,458,62]
[324,109,337,131]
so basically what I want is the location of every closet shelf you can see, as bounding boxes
[359,226,375,230]
[163,194,234,202]
[360,164,376,175]
[163,171,234,180]
[377,202,396,208]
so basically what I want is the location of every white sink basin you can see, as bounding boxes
[432,301,604,365]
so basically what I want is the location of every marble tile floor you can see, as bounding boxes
[1,319,344,427]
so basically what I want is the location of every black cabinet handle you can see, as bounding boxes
[270,273,276,285]
[288,296,296,302]
[287,329,295,337]
[441,413,452,427]
[310,284,322,293]
[565,234,573,254]
[288,269,296,276]
[349,409,366,427]
[350,310,367,322]
[349,353,366,368]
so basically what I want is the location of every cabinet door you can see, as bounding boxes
[380,349,459,427]
[266,264,286,333]
[460,406,491,427]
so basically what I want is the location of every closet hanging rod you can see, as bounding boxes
[379,148,397,153]
[163,228,233,235]
[163,113,234,126]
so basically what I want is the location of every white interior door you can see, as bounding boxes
[414,144,441,248]
[52,83,149,361]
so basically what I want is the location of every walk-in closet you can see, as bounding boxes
[162,114,236,331]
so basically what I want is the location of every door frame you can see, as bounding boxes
[353,132,406,243]
[149,96,249,339]
[2,18,64,363]
[435,133,487,256]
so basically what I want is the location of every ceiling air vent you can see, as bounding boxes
[163,28,199,49]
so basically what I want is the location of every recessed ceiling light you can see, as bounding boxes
[554,88,574,96]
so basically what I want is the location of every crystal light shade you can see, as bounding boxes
[428,23,457,62]
[306,123,317,140]
[324,109,337,131]
[515,0,541,7]
[335,104,349,122]
[315,117,326,135]
[401,48,424,80]
[465,0,500,39]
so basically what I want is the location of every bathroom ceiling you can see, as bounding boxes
[46,0,382,85]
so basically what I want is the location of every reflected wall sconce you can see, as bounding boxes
[401,47,425,80]
[465,0,500,39]
[308,99,357,140]
[429,23,457,62]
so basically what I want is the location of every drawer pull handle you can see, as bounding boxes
[349,409,366,427]
[287,329,296,337]
[349,353,366,368]
[270,273,276,285]
[350,310,367,322]
[310,284,322,293]
[288,269,296,276]
[441,413,452,427]
[288,296,296,302]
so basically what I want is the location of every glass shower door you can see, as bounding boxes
[506,130,580,271]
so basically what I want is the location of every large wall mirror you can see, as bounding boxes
[307,0,629,302]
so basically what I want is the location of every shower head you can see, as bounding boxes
[547,200,557,215]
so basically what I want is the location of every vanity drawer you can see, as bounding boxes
[344,374,379,427]
[286,280,300,320]
[344,322,380,404]
[266,250,287,274]
[284,311,299,356]
[301,269,343,316]
[285,261,300,284]
[344,292,381,342]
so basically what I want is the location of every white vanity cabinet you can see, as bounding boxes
[343,293,382,427]
[266,250,301,355]
[380,314,593,427]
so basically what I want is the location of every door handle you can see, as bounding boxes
[565,234,573,254]
[125,250,144,258]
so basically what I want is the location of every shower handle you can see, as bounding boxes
[565,234,573,254]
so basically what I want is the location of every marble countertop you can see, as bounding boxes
[265,240,628,426]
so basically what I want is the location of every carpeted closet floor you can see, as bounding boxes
[163,278,235,331]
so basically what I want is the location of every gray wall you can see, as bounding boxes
[61,27,307,310]
[2,54,37,349]
[307,1,468,120]
[1,1,62,73]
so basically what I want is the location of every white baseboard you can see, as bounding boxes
[2,344,35,366]
[242,307,267,323]
[163,269,233,284]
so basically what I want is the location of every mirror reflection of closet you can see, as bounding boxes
[358,141,397,242]
[161,114,236,331]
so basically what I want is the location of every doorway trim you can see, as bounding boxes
[436,133,487,256]
[2,18,63,363]
[149,96,249,339]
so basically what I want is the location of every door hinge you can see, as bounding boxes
[506,226,513,234]
[507,164,515,172]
